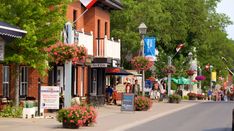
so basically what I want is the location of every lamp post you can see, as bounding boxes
[210,65,213,90]
[138,22,147,96]
[188,52,193,92]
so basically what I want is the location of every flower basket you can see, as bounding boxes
[45,41,88,64]
[196,94,205,100]
[131,56,154,71]
[195,75,206,81]
[162,65,176,74]
[57,105,97,128]
[186,70,195,76]
[134,96,152,111]
[168,94,181,103]
[187,92,197,100]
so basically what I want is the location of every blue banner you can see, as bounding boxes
[144,37,156,61]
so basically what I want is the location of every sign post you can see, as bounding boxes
[121,93,135,112]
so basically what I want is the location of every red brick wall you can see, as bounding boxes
[9,65,15,99]
[84,66,88,97]
[28,68,40,99]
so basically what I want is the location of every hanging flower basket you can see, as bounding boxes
[131,56,154,71]
[186,70,195,76]
[162,65,176,74]
[195,75,206,81]
[45,41,88,64]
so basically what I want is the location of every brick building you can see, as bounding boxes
[0,0,122,106]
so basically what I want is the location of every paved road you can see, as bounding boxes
[126,101,234,131]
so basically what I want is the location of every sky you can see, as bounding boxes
[216,0,234,40]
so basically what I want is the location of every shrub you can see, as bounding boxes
[168,94,181,103]
[134,96,152,111]
[57,104,97,128]
[0,105,23,118]
[187,92,197,97]
[183,96,189,100]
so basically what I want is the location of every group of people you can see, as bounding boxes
[150,79,167,101]
[207,87,233,101]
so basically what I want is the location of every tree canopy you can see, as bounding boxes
[110,0,234,84]
[0,0,68,74]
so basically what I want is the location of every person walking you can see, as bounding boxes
[207,89,212,100]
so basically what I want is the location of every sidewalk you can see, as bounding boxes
[0,101,199,131]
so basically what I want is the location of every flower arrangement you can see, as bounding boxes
[187,92,197,100]
[131,56,154,71]
[134,96,152,111]
[162,65,176,74]
[186,69,195,76]
[195,75,206,81]
[45,41,87,64]
[168,94,181,103]
[196,94,205,100]
[57,105,97,129]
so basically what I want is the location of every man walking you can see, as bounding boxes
[132,80,140,96]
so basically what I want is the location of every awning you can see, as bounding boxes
[105,68,133,75]
[0,21,27,41]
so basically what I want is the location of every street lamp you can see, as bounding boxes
[138,22,147,96]
[188,52,193,92]
[210,65,213,89]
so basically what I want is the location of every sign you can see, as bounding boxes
[116,84,125,93]
[40,86,60,109]
[91,63,108,68]
[0,40,4,61]
[144,37,156,61]
[121,93,134,111]
[145,80,152,92]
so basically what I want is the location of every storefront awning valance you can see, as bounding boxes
[105,68,133,76]
[0,21,27,41]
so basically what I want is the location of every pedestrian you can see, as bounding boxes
[132,79,140,96]
[207,89,212,100]
[125,81,132,93]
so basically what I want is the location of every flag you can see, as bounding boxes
[80,0,97,9]
[175,43,184,52]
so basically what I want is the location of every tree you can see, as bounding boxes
[0,0,68,106]
[111,0,234,86]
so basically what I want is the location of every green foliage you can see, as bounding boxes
[0,0,68,74]
[182,96,189,100]
[0,105,23,118]
[111,0,234,82]
[134,96,152,111]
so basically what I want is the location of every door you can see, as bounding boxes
[57,66,64,95]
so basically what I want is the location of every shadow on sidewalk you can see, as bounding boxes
[203,127,232,131]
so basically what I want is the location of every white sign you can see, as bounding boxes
[0,40,5,61]
[91,63,108,68]
[40,86,60,109]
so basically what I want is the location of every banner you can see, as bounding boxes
[211,72,217,82]
[144,37,156,61]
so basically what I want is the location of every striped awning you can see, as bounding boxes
[0,21,27,41]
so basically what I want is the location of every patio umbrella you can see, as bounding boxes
[172,77,197,85]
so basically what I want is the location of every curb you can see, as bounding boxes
[111,103,198,131]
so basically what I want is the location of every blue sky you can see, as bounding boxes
[216,0,234,39]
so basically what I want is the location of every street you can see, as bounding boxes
[126,101,233,131]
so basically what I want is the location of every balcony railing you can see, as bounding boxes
[74,29,93,56]
[96,36,121,59]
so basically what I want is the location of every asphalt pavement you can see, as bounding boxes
[126,101,234,131]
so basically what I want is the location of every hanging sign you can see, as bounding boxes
[144,37,156,61]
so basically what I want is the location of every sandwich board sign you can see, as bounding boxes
[121,93,134,111]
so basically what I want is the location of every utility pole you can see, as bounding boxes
[167,56,172,96]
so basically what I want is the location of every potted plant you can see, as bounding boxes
[57,105,97,129]
[162,65,176,74]
[195,75,206,81]
[186,70,195,76]
[196,94,205,100]
[134,96,152,111]
[187,92,197,100]
[45,41,87,64]
[168,94,181,103]
[131,56,154,71]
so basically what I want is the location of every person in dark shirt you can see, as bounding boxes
[106,86,113,104]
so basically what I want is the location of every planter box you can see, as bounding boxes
[189,96,196,100]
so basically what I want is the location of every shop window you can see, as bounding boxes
[105,22,108,36]
[20,66,28,98]
[2,66,10,98]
